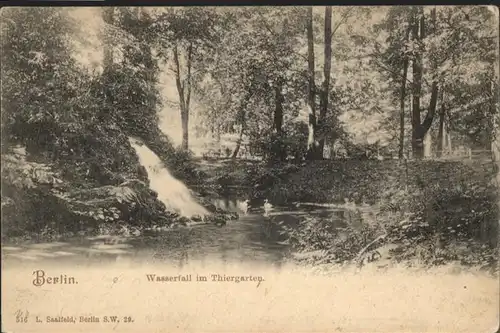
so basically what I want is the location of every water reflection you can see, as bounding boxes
[2,197,366,269]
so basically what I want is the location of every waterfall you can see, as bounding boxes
[129,137,209,218]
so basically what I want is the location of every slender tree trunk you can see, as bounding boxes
[272,79,286,161]
[446,133,452,154]
[398,25,411,159]
[398,61,408,159]
[173,42,193,151]
[306,6,317,160]
[490,62,499,167]
[437,90,446,158]
[274,81,284,135]
[217,124,221,142]
[424,132,433,158]
[232,127,244,159]
[181,110,189,150]
[231,89,253,159]
[490,59,500,245]
[411,8,424,159]
[422,8,439,157]
[274,18,286,140]
[317,6,333,159]
[442,114,448,155]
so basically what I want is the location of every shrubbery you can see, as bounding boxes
[0,8,210,241]
[279,160,498,273]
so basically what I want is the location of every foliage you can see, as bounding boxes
[277,159,498,271]
[1,6,498,273]
[282,216,383,265]
[189,7,315,160]
[370,6,497,153]
[1,8,86,151]
[0,8,191,239]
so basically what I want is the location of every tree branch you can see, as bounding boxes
[186,41,193,110]
[356,233,387,266]
[330,7,355,39]
[351,33,437,89]
[256,11,278,39]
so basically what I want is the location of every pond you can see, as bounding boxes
[2,197,498,333]
[1,196,357,268]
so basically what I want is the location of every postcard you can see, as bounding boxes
[1,5,499,333]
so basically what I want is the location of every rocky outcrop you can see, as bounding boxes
[1,150,179,239]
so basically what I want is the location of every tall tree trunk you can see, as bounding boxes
[398,25,411,159]
[492,75,500,247]
[422,8,439,157]
[173,42,193,151]
[411,8,424,159]
[436,90,446,158]
[274,80,284,135]
[490,60,499,243]
[411,7,439,159]
[423,132,433,158]
[306,6,317,160]
[181,109,189,150]
[317,6,333,159]
[446,132,452,154]
[184,42,192,149]
[232,127,244,159]
[272,79,286,161]
[490,62,499,166]
[231,89,253,159]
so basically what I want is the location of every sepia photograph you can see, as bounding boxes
[1,5,499,332]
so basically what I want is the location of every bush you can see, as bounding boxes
[280,160,498,271]
[281,214,383,266]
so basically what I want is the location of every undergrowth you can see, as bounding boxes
[279,162,499,274]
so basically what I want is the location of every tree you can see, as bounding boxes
[306,6,318,160]
[151,8,223,151]
[1,8,82,153]
[436,90,447,157]
[316,6,333,158]
[369,6,497,159]
[305,6,359,160]
[409,6,440,159]
[192,7,309,161]
[397,14,412,159]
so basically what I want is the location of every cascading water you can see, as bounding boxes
[128,137,209,218]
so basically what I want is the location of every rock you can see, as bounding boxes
[228,212,239,220]
[174,216,190,226]
[214,218,226,227]
[206,203,218,213]
[191,215,203,222]
[196,196,218,213]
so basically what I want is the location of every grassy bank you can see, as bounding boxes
[197,158,496,203]
[198,158,499,272]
